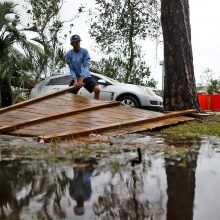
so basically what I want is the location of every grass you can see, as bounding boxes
[162,114,220,137]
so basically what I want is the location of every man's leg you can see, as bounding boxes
[93,85,100,100]
[83,77,100,100]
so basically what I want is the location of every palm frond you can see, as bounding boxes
[0,61,11,79]
[0,1,18,30]
[31,37,44,45]
[22,25,38,32]
[24,40,44,54]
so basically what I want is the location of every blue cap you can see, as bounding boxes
[70,34,81,42]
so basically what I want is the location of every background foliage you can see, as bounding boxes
[89,0,161,86]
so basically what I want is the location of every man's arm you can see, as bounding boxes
[81,49,91,78]
[66,51,77,80]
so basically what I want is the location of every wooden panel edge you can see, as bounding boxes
[0,101,120,133]
[38,109,196,142]
[0,86,76,114]
[99,116,195,137]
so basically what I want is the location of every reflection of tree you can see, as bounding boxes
[93,164,123,219]
[163,135,201,149]
[164,137,200,220]
[93,157,166,220]
[120,170,145,220]
[0,160,69,220]
[165,160,197,220]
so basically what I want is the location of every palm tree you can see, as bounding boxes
[0,1,41,107]
[0,2,25,107]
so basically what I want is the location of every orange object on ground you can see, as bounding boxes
[197,94,220,111]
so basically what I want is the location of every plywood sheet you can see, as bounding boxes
[0,88,196,142]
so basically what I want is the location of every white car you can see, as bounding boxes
[29,72,163,110]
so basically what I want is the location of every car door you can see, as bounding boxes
[78,75,114,101]
[41,75,70,96]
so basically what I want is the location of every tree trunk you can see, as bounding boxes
[125,0,135,83]
[161,0,200,111]
[165,157,197,220]
[1,77,12,107]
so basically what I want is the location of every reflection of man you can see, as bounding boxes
[69,164,94,216]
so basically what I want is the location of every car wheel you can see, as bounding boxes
[118,95,140,108]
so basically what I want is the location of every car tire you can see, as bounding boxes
[118,95,140,108]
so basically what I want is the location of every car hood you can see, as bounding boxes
[114,82,160,97]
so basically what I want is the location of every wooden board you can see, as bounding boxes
[0,101,119,133]
[67,116,195,144]
[0,86,75,114]
[0,93,119,127]
[36,110,195,142]
[0,89,196,142]
[99,116,195,136]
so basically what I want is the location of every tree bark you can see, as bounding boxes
[166,159,197,220]
[1,77,12,107]
[161,0,200,111]
[125,0,135,83]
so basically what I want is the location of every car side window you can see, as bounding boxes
[46,76,71,86]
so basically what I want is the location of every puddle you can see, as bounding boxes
[0,135,220,219]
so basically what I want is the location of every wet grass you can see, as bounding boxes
[164,145,198,167]
[0,135,125,162]
[162,114,220,137]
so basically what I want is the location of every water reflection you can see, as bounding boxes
[193,138,220,220]
[0,160,70,219]
[69,164,94,216]
[161,136,200,220]
[0,137,219,219]
[92,151,167,220]
[165,150,197,220]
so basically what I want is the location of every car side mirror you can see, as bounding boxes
[98,79,110,86]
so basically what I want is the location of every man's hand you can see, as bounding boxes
[78,76,85,88]
[70,76,84,89]
[73,81,79,88]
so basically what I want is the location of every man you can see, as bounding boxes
[66,34,100,100]
[69,164,94,216]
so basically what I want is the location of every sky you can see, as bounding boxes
[14,0,220,89]
[62,0,220,89]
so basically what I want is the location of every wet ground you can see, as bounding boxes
[0,133,220,220]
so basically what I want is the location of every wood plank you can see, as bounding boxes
[38,109,196,142]
[0,86,76,114]
[70,116,195,143]
[10,116,114,136]
[9,109,151,136]
[0,101,120,133]
[99,116,195,136]
[10,125,91,137]
[0,92,119,127]
[103,106,163,117]
[8,106,196,138]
